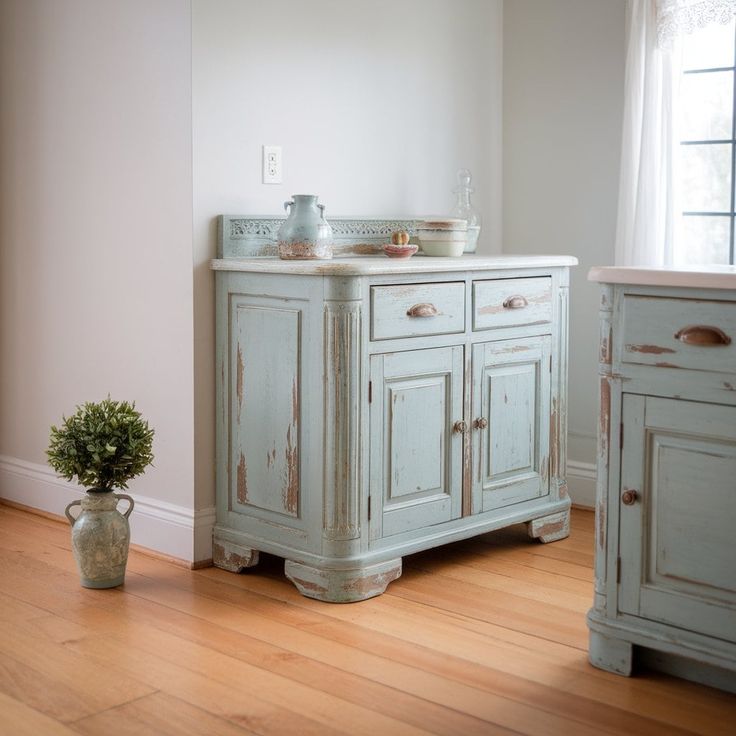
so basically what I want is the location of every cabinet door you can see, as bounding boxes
[619,395,736,641]
[369,346,464,539]
[471,336,551,512]
[228,294,305,528]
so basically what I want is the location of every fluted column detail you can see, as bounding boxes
[323,300,362,542]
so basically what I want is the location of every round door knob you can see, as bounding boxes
[474,417,488,430]
[622,489,639,506]
[453,420,467,434]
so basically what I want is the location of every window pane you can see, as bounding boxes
[675,215,730,265]
[682,19,736,71]
[681,70,733,140]
[680,143,732,211]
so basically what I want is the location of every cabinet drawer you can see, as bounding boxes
[370,282,465,340]
[473,277,552,331]
[622,295,736,373]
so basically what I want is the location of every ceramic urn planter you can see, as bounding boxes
[65,490,134,588]
[277,194,334,260]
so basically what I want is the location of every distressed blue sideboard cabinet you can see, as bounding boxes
[212,216,577,602]
[588,266,736,692]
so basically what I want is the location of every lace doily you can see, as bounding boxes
[658,0,736,47]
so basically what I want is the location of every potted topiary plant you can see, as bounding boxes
[47,397,154,588]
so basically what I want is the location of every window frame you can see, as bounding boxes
[680,24,736,265]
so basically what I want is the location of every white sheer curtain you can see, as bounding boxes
[615,0,736,266]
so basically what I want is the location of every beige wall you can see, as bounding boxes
[503,0,626,468]
[0,1,194,507]
[192,0,504,512]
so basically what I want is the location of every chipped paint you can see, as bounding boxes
[237,451,248,504]
[462,348,472,517]
[626,343,676,355]
[477,290,552,315]
[289,576,328,594]
[528,511,570,542]
[654,361,681,368]
[534,519,565,537]
[286,560,402,601]
[221,360,226,418]
[496,344,532,354]
[599,377,611,445]
[550,397,559,479]
[342,568,402,595]
[725,382,735,391]
[283,424,299,516]
[599,328,612,364]
[236,344,244,417]
[292,376,299,424]
[597,499,606,550]
[266,445,276,468]
[212,541,258,572]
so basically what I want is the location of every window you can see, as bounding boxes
[677,18,736,265]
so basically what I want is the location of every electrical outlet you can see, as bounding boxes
[262,145,282,184]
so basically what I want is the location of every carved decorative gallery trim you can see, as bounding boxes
[218,215,421,258]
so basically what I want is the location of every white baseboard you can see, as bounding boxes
[0,452,596,561]
[0,455,214,565]
[567,459,597,508]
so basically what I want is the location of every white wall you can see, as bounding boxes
[192,0,504,512]
[0,0,624,557]
[503,0,626,502]
[0,0,197,556]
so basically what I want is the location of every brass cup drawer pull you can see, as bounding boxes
[622,489,639,506]
[674,325,732,346]
[406,303,439,318]
[474,417,488,430]
[453,420,467,434]
[503,295,529,309]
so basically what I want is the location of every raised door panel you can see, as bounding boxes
[229,295,304,527]
[369,346,464,539]
[619,395,736,641]
[472,336,551,512]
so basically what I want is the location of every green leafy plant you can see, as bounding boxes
[47,398,154,491]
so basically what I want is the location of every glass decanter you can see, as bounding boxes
[450,168,481,253]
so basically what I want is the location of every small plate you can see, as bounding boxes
[383,243,418,259]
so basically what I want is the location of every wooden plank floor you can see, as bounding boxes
[0,505,733,735]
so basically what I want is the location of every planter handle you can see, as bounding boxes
[115,493,135,519]
[65,499,82,526]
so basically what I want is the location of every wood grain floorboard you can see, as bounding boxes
[0,503,734,735]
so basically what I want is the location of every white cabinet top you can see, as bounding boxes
[211,254,578,276]
[588,265,736,290]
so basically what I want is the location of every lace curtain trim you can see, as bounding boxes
[658,0,736,47]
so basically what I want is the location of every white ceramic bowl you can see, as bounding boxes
[418,239,466,257]
[417,217,467,256]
